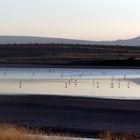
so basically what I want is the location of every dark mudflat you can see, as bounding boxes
[0,95,140,137]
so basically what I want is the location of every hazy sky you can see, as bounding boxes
[0,0,140,40]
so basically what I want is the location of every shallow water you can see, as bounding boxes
[0,67,140,99]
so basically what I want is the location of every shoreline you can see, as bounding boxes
[0,64,140,69]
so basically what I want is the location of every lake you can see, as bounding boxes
[0,67,140,99]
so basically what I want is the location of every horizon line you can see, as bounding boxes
[0,34,140,42]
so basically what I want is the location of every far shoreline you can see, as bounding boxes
[0,64,140,69]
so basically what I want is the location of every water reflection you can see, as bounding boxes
[0,68,140,99]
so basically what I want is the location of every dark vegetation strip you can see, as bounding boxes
[0,44,140,66]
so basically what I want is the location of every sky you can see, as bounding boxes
[0,0,140,41]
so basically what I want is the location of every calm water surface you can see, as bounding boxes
[0,67,140,99]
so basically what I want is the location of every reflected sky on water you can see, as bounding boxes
[0,67,140,99]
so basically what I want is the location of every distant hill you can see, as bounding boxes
[0,35,140,46]
[98,36,140,46]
